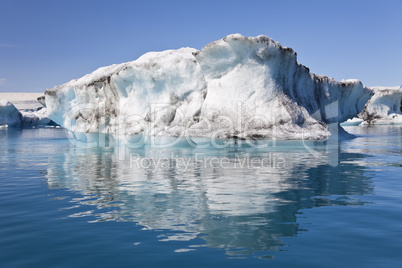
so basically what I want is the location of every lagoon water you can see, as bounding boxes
[1,126,401,267]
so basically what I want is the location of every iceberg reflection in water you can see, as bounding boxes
[44,135,373,256]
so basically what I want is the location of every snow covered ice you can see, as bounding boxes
[44,34,372,142]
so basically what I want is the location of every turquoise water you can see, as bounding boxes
[0,126,401,267]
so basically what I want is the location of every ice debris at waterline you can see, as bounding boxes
[44,34,372,140]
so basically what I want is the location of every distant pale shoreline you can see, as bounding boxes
[0,92,44,110]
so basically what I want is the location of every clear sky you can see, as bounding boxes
[0,0,401,92]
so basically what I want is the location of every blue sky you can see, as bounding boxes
[0,0,401,92]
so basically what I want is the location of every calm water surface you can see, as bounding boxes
[0,126,401,267]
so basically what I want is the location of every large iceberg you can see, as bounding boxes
[44,34,371,141]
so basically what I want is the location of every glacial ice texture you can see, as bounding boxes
[44,34,371,140]
[358,86,402,125]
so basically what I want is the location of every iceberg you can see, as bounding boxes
[0,93,54,128]
[358,86,402,125]
[20,107,52,126]
[44,34,371,141]
[341,117,364,126]
[0,100,22,127]
[0,101,52,127]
